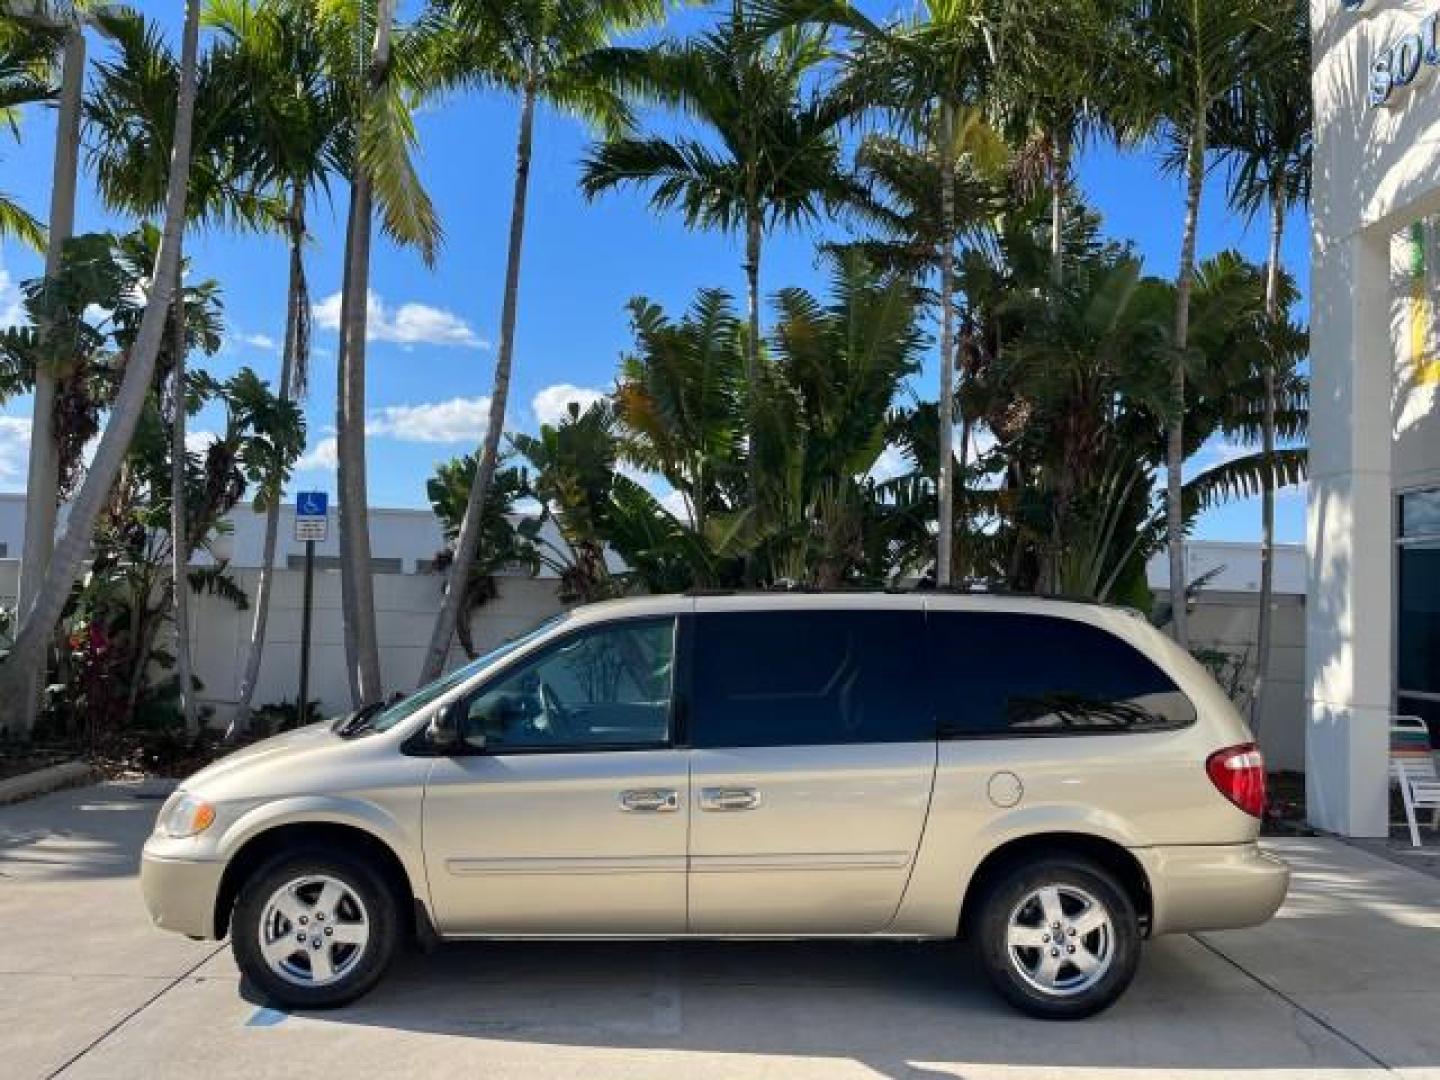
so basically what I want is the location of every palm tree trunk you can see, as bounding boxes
[230,188,307,735]
[0,0,202,728]
[418,82,536,686]
[1251,182,1284,731]
[335,190,363,708]
[743,195,764,569]
[169,258,198,734]
[15,27,85,735]
[335,0,395,707]
[1166,121,1205,649]
[1049,130,1068,286]
[936,108,958,588]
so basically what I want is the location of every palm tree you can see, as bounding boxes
[1210,0,1310,727]
[85,6,271,731]
[755,0,1003,586]
[207,0,349,734]
[9,6,83,735]
[579,6,852,542]
[838,133,1002,576]
[1128,0,1280,648]
[415,0,664,685]
[0,0,204,731]
[984,0,1126,284]
[617,288,748,538]
[329,0,442,705]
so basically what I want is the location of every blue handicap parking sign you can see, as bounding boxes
[297,491,328,517]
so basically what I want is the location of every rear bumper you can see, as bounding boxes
[140,848,226,940]
[1138,842,1288,936]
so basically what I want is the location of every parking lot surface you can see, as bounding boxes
[3,780,1439,1080]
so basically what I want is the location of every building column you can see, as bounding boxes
[1305,228,1393,837]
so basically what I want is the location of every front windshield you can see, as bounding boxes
[369,613,569,733]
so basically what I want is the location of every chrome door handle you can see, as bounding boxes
[700,786,762,812]
[619,788,680,813]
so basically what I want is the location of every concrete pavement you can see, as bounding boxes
[3,780,1438,1079]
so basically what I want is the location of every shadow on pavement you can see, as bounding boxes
[246,935,1391,1076]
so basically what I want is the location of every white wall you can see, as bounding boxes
[1145,541,1306,594]
[1184,593,1308,772]
[1308,0,1440,835]
[186,568,566,720]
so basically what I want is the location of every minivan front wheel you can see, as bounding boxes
[975,857,1139,1019]
[232,850,399,1009]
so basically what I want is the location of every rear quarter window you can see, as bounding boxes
[929,611,1195,737]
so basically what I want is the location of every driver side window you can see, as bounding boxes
[460,617,676,752]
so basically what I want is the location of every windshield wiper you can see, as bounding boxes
[332,701,385,737]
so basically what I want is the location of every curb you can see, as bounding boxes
[0,760,95,805]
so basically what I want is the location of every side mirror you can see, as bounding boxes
[425,702,466,752]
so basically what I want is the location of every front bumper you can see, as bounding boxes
[1138,842,1289,936]
[140,847,226,940]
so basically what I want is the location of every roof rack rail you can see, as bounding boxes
[678,584,1131,609]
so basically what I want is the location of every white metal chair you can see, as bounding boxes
[1390,715,1440,848]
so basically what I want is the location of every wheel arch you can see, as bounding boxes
[213,820,424,941]
[958,831,1153,939]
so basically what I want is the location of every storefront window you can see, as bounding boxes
[1398,489,1440,744]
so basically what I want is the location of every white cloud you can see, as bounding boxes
[312,290,486,349]
[0,258,25,330]
[186,430,218,456]
[0,416,32,483]
[296,436,338,471]
[532,383,606,427]
[368,397,491,444]
[238,332,276,351]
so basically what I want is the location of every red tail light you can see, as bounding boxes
[1206,743,1267,818]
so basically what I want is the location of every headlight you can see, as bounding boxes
[156,792,216,838]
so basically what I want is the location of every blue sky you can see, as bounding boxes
[0,4,1310,544]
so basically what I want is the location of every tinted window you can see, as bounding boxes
[460,617,675,751]
[690,610,932,747]
[930,612,1195,736]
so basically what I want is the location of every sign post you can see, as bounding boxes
[294,492,329,718]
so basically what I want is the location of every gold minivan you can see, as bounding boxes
[141,593,1288,1019]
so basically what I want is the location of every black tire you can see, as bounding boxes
[231,848,399,1009]
[974,856,1140,1020]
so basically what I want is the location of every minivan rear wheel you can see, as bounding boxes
[232,848,399,1009]
[974,856,1139,1019]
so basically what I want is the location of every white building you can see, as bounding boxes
[1309,1,1440,836]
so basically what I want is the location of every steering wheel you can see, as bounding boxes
[537,680,575,738]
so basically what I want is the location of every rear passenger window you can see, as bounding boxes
[690,610,933,747]
[929,612,1195,736]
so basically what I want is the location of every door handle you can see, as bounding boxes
[700,786,762,812]
[619,788,680,813]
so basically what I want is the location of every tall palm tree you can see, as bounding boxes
[9,7,82,735]
[984,0,1126,284]
[85,6,270,730]
[329,0,442,705]
[1128,0,1279,648]
[579,5,852,545]
[0,0,204,731]
[207,0,348,734]
[756,0,1002,586]
[1211,0,1310,727]
[839,133,1002,576]
[415,0,664,684]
